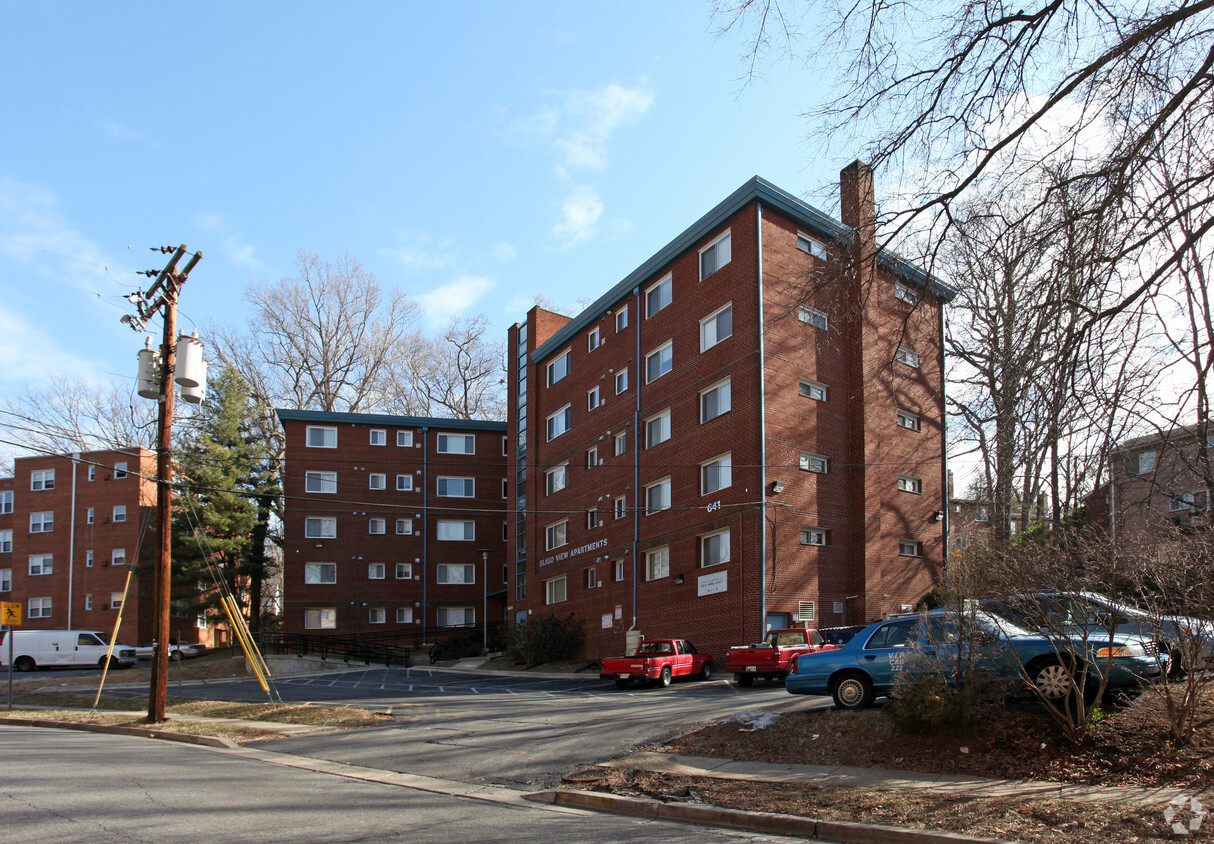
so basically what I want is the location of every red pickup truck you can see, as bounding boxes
[600,639,714,689]
[726,627,838,686]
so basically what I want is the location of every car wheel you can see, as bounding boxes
[736,674,754,688]
[699,661,713,681]
[1031,661,1074,701]
[14,656,35,672]
[831,671,875,710]
[614,678,630,690]
[655,667,672,688]
[169,650,182,662]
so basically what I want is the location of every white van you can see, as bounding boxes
[0,629,138,671]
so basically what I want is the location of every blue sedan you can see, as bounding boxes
[785,610,1166,709]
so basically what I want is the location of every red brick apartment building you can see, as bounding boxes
[508,162,956,660]
[276,410,509,639]
[0,449,158,644]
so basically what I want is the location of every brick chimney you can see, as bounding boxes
[839,159,875,243]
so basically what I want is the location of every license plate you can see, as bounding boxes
[619,673,630,679]
[745,666,757,672]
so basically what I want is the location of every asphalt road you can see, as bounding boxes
[0,725,810,843]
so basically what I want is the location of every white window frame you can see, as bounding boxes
[587,386,600,411]
[395,563,413,579]
[975,507,990,522]
[29,597,52,619]
[305,608,337,629]
[547,350,572,386]
[369,473,387,490]
[0,530,11,554]
[614,560,625,582]
[584,567,598,589]
[588,326,601,351]
[29,554,53,576]
[614,496,626,520]
[31,469,55,491]
[699,230,731,280]
[29,512,53,533]
[436,476,475,498]
[368,607,386,624]
[614,431,626,456]
[645,409,672,448]
[1,568,12,591]
[110,593,124,610]
[437,433,476,455]
[437,606,476,627]
[700,302,733,351]
[396,607,414,623]
[894,282,919,305]
[700,378,732,422]
[545,519,568,551]
[111,548,126,566]
[645,478,672,516]
[87,466,95,482]
[546,405,572,442]
[545,464,569,496]
[85,550,93,567]
[0,491,12,514]
[701,453,732,495]
[1170,494,1196,512]
[368,563,386,579]
[897,410,921,431]
[645,274,672,317]
[112,505,126,523]
[304,563,337,584]
[586,507,599,529]
[437,520,475,541]
[306,426,337,448]
[645,547,670,581]
[700,529,730,568]
[437,564,475,585]
[397,430,414,447]
[645,341,673,383]
[545,576,567,605]
[304,517,337,539]
[369,429,387,446]
[796,232,827,260]
[84,593,92,610]
[899,539,921,557]
[368,518,386,535]
[113,462,128,479]
[799,379,827,402]
[86,508,94,525]
[395,518,414,535]
[396,474,414,491]
[587,446,599,469]
[615,369,628,394]
[615,307,628,332]
[799,452,829,474]
[898,476,923,494]
[798,305,828,331]
[896,345,921,368]
[801,527,827,546]
[306,471,338,493]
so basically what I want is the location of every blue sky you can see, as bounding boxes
[0,3,856,452]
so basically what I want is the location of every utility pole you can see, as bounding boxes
[122,245,202,723]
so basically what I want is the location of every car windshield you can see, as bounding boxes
[93,632,112,645]
[973,609,1035,638]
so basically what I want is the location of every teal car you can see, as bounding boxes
[785,610,1166,709]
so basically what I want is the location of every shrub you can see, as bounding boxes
[885,675,985,733]
[504,613,585,665]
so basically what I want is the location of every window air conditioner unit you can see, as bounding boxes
[101,603,110,610]
[102,560,110,566]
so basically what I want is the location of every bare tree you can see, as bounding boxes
[391,315,506,420]
[0,375,157,458]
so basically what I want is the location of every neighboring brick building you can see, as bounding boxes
[276,410,509,639]
[0,449,158,644]
[508,163,956,660]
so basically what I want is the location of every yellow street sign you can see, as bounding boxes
[1,602,21,626]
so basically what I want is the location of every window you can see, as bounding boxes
[306,426,337,448]
[646,409,672,447]
[801,527,827,546]
[700,231,731,280]
[85,550,93,567]
[438,607,475,627]
[0,530,10,553]
[896,345,921,368]
[897,410,920,431]
[586,507,599,529]
[397,430,414,447]
[368,518,386,534]
[437,564,475,584]
[113,462,128,479]
[370,429,387,446]
[437,433,475,454]
[614,369,628,394]
[615,307,628,332]
[29,597,52,619]
[587,446,599,469]
[700,379,731,422]
[0,569,11,591]
[396,518,413,535]
[588,327,601,351]
[437,477,475,498]
[0,491,11,514]
[29,554,53,575]
[396,474,414,491]
[899,540,921,557]
[396,607,414,623]
[29,512,53,533]
[614,560,625,582]
[368,563,386,579]
[306,471,337,493]
[502,479,508,498]
[1125,451,1157,476]
[111,548,126,566]
[86,508,94,525]
[975,507,989,522]
[437,520,475,541]
[546,576,567,605]
[614,431,627,456]
[701,453,732,495]
[547,350,572,386]
[898,476,922,494]
[304,517,336,539]
[645,341,673,383]
[112,505,126,523]
[395,563,413,579]
[700,303,733,351]
[894,282,919,305]
[545,464,568,495]
[584,567,598,589]
[369,474,387,490]
[798,305,828,331]
[84,594,92,610]
[645,275,672,317]
[304,563,337,584]
[799,453,829,474]
[701,530,730,567]
[545,519,568,551]
[797,232,827,260]
[31,469,55,490]
[799,379,827,402]
[369,607,386,624]
[646,547,670,580]
[614,496,626,519]
[588,386,600,411]
[1170,493,1196,512]
[305,608,337,629]
[546,405,572,441]
[646,478,671,515]
[88,466,95,482]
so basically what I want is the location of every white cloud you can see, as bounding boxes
[492,242,518,263]
[551,186,604,247]
[0,305,104,388]
[415,274,496,325]
[195,212,267,273]
[384,230,457,271]
[552,82,654,175]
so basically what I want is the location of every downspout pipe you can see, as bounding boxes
[631,285,641,631]
[756,203,768,638]
[68,454,79,629]
[422,426,429,644]
[939,301,951,589]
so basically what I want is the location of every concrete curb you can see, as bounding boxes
[526,789,1019,844]
[0,715,238,748]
